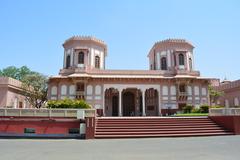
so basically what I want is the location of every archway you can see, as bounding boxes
[123,91,135,116]
[145,88,159,116]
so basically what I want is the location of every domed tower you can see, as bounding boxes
[61,36,107,75]
[148,39,197,75]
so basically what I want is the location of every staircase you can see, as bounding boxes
[95,117,233,139]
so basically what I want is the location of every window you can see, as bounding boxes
[69,85,76,95]
[161,57,167,70]
[51,86,57,96]
[194,86,200,95]
[87,85,93,95]
[179,84,186,92]
[78,52,84,64]
[234,98,239,106]
[77,83,84,91]
[189,58,192,70]
[95,56,100,68]
[162,86,168,95]
[179,53,184,65]
[61,85,67,95]
[170,86,176,95]
[66,55,71,68]
[201,87,207,96]
[95,85,101,95]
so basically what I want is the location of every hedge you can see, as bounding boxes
[47,99,91,109]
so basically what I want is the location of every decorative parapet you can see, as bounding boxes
[154,38,194,47]
[0,77,22,89]
[215,79,240,91]
[63,35,107,47]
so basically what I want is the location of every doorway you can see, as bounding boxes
[112,96,119,116]
[123,92,135,116]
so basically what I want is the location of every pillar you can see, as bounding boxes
[142,89,146,116]
[158,89,161,116]
[102,88,105,116]
[118,89,123,116]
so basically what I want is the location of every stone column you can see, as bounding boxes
[141,89,146,116]
[118,89,123,116]
[157,89,161,116]
[102,88,105,116]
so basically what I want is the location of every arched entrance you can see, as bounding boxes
[123,91,135,116]
[112,95,118,116]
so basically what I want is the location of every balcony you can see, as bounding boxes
[59,67,86,76]
[76,91,85,100]
[175,70,200,76]
[177,92,188,102]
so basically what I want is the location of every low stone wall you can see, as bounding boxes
[0,108,96,139]
[0,117,81,136]
[209,116,240,135]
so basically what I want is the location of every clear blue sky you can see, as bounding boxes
[0,0,239,81]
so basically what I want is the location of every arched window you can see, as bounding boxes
[161,57,167,70]
[95,56,100,68]
[51,86,57,96]
[234,97,239,106]
[66,55,71,68]
[78,52,84,64]
[179,53,184,65]
[189,58,192,70]
[61,85,67,95]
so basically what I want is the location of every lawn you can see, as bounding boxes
[175,113,209,117]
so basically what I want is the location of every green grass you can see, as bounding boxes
[175,113,209,117]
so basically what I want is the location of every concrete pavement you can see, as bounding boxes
[0,135,240,160]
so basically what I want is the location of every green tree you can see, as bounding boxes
[21,73,48,108]
[208,85,223,106]
[0,66,19,79]
[0,65,36,81]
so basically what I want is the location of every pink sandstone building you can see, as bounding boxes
[0,77,30,108]
[48,36,216,116]
[214,80,240,107]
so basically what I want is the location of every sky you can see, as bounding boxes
[0,0,239,81]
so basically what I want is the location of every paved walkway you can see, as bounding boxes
[0,135,240,160]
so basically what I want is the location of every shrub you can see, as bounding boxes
[47,99,91,109]
[191,108,201,113]
[183,105,194,113]
[210,105,224,108]
[200,105,209,113]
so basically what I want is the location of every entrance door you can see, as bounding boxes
[112,96,118,116]
[123,92,135,116]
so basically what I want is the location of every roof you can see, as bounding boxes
[63,35,107,47]
[148,38,194,57]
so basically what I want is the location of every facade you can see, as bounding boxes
[214,80,240,107]
[0,77,30,108]
[48,36,214,116]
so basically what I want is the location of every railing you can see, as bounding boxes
[178,92,188,96]
[0,108,96,119]
[209,108,240,116]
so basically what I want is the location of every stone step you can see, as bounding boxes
[96,124,221,129]
[95,117,233,139]
[96,127,224,132]
[96,123,218,127]
[96,129,229,134]
[95,132,233,139]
